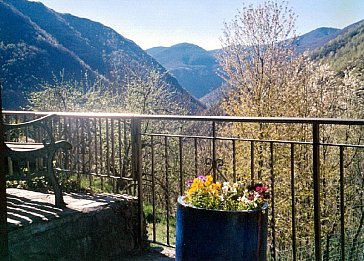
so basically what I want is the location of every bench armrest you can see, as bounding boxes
[4,114,59,145]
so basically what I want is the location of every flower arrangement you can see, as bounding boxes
[182,175,269,211]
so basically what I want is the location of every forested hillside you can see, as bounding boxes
[0,0,204,110]
[312,19,364,73]
[0,1,102,108]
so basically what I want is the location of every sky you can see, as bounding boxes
[31,0,364,51]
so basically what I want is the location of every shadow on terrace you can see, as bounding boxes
[2,110,364,261]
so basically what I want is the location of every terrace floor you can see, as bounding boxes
[122,247,175,260]
[6,188,175,260]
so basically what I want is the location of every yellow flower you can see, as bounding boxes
[204,175,213,187]
[213,182,221,190]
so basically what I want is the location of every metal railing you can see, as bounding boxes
[4,110,364,261]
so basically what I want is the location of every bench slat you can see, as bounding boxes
[5,142,44,152]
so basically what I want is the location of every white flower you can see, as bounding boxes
[222,182,230,193]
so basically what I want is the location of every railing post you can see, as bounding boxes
[212,121,217,181]
[339,146,345,261]
[131,117,143,248]
[312,123,322,261]
[0,86,8,259]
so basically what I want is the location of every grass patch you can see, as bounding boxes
[144,203,176,246]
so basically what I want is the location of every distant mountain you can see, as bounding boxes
[147,46,169,57]
[294,27,340,53]
[146,43,223,99]
[147,28,342,103]
[0,0,204,110]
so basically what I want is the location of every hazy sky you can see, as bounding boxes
[32,0,364,50]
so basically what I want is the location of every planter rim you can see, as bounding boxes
[177,195,268,213]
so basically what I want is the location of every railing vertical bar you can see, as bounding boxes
[291,143,297,261]
[15,115,19,142]
[23,115,28,142]
[106,118,110,177]
[4,113,12,179]
[118,119,122,181]
[50,115,54,139]
[232,139,237,182]
[24,114,30,174]
[36,116,41,171]
[312,123,322,261]
[131,118,143,247]
[63,116,69,180]
[36,115,41,144]
[123,119,127,179]
[81,118,85,177]
[53,116,61,168]
[270,141,276,261]
[212,121,217,181]
[87,119,92,188]
[4,115,9,141]
[111,119,115,192]
[339,146,345,261]
[99,118,104,190]
[179,136,184,195]
[49,118,54,178]
[64,117,70,172]
[194,138,198,176]
[57,114,62,140]
[151,136,156,242]
[251,141,255,182]
[164,136,170,246]
[94,118,98,176]
[76,118,80,186]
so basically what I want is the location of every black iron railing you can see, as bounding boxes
[3,111,364,261]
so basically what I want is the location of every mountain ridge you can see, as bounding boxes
[294,27,341,53]
[1,0,204,110]
[146,42,223,99]
[0,0,104,108]
[146,26,343,101]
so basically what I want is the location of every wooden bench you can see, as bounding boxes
[4,114,72,207]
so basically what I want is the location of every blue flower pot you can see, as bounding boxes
[176,196,268,261]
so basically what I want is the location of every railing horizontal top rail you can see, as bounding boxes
[4,110,364,125]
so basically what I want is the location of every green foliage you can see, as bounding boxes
[144,203,162,223]
[144,203,177,245]
[29,68,189,115]
[6,175,48,191]
[312,20,364,74]
[6,180,28,189]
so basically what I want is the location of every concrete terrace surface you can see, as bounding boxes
[6,188,175,260]
[6,188,135,228]
[120,247,175,260]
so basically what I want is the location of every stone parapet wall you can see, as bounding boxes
[7,189,143,261]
